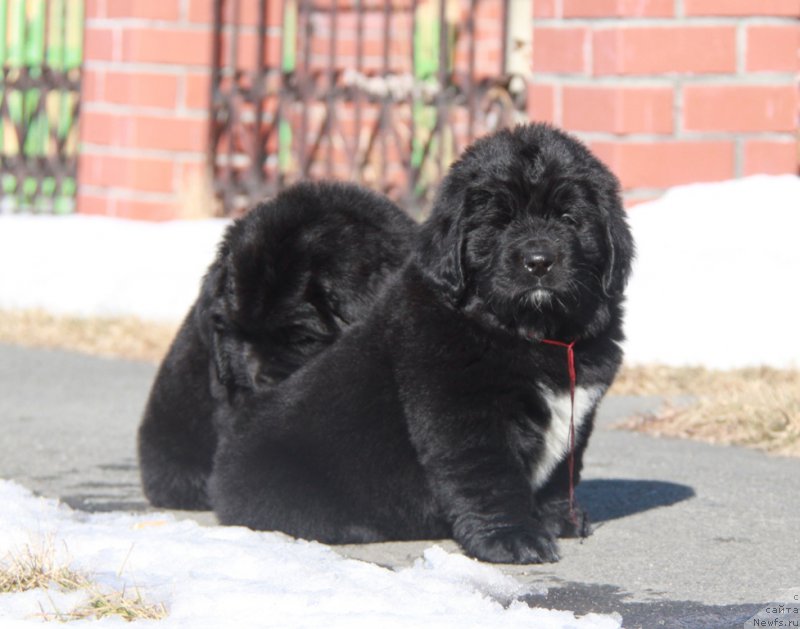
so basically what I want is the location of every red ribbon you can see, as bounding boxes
[540,338,578,524]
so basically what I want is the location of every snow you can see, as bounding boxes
[623,175,800,368]
[0,481,620,628]
[2,175,798,367]
[0,215,229,322]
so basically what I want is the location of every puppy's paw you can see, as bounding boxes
[559,508,592,539]
[538,499,593,539]
[461,527,560,564]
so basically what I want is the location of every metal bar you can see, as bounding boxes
[325,0,338,178]
[251,0,267,199]
[501,0,510,75]
[467,0,476,141]
[407,0,418,207]
[224,0,241,211]
[55,0,70,196]
[436,0,447,174]
[277,0,298,189]
[209,0,224,198]
[379,0,391,190]
[352,0,364,181]
[299,0,312,178]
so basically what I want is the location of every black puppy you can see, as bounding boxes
[138,182,416,510]
[210,124,634,564]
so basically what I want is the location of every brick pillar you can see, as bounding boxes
[78,1,215,220]
[529,0,799,205]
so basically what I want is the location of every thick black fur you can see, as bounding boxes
[210,124,634,564]
[138,182,416,510]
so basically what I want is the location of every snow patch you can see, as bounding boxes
[623,175,800,368]
[1,175,798,366]
[0,480,621,628]
[0,215,229,322]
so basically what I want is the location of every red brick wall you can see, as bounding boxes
[78,0,215,220]
[78,1,799,219]
[530,0,800,205]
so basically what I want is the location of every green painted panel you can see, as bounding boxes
[1,0,83,214]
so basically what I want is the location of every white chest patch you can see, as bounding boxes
[530,385,604,490]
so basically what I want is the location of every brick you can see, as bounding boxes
[746,25,800,72]
[528,83,557,124]
[82,69,105,102]
[105,0,181,20]
[79,153,176,193]
[185,72,211,110]
[744,140,799,175]
[113,198,180,221]
[79,111,208,152]
[593,27,737,75]
[121,28,212,66]
[562,86,673,134]
[684,85,797,132]
[83,27,117,62]
[84,0,105,19]
[133,115,208,152]
[187,0,213,23]
[684,0,799,17]
[80,111,131,146]
[177,159,209,192]
[533,27,590,74]
[591,141,735,189]
[76,192,111,216]
[189,0,284,27]
[563,0,674,17]
[103,72,180,109]
[534,0,558,18]
[218,31,276,71]
[310,0,413,7]
[80,192,179,221]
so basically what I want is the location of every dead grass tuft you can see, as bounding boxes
[612,364,799,397]
[614,365,800,457]
[1,542,168,623]
[0,543,87,594]
[0,309,177,363]
[44,588,168,623]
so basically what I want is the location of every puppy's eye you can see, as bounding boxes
[277,325,321,347]
[562,213,579,226]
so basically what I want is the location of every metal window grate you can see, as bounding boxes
[0,0,83,215]
[209,0,527,217]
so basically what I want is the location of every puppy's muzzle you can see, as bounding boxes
[524,248,557,277]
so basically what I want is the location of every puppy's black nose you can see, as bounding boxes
[524,250,556,277]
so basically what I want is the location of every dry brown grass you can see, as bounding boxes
[2,308,798,456]
[1,542,167,623]
[44,588,168,623]
[0,309,177,363]
[613,365,800,457]
[0,543,87,594]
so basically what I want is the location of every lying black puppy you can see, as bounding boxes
[138,182,416,510]
[210,124,634,564]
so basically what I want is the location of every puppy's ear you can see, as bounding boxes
[197,242,258,399]
[209,320,259,399]
[416,185,467,299]
[601,200,635,297]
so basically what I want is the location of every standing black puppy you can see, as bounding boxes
[210,124,634,563]
[138,182,416,510]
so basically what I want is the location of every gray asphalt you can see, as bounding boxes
[1,343,798,629]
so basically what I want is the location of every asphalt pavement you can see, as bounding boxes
[1,343,798,629]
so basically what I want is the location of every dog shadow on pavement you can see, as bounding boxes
[577,478,695,523]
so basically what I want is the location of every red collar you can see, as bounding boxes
[540,339,578,525]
